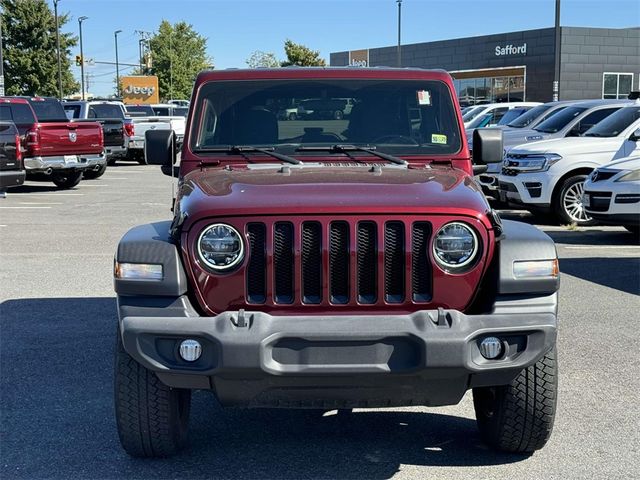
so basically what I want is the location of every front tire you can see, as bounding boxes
[553,174,596,226]
[51,171,83,189]
[473,347,558,453]
[114,331,191,458]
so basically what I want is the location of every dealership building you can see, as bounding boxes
[330,27,639,106]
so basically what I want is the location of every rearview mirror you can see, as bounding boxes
[473,128,503,164]
[145,129,176,168]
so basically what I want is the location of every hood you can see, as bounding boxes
[176,164,490,231]
[508,136,626,156]
[503,128,551,150]
[598,155,640,171]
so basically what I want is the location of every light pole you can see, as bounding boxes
[78,16,88,100]
[553,0,561,101]
[396,0,402,67]
[114,29,122,97]
[53,0,63,99]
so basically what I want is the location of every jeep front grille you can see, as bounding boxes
[244,218,433,306]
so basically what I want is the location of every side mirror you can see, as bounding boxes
[630,128,640,142]
[145,129,176,167]
[473,128,503,164]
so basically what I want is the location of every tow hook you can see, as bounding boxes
[230,309,251,328]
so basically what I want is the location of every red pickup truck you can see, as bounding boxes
[0,97,104,188]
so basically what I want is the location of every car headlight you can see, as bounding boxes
[197,223,244,271]
[433,222,480,271]
[616,169,640,182]
[503,153,562,172]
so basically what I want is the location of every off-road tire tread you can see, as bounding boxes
[474,347,557,453]
[114,333,190,458]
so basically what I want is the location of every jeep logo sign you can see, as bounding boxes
[349,49,369,67]
[495,43,527,56]
[124,85,156,96]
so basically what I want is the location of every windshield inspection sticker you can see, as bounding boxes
[417,90,431,105]
[431,134,447,144]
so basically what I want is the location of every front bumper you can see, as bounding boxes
[24,155,90,172]
[498,172,556,208]
[583,187,640,225]
[119,295,557,408]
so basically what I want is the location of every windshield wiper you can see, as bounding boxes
[296,144,408,166]
[194,145,301,165]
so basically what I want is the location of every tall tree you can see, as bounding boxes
[281,40,326,67]
[145,20,212,101]
[246,50,280,68]
[1,0,79,96]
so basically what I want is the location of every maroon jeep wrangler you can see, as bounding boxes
[114,68,559,457]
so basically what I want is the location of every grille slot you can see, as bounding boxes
[246,223,266,303]
[329,222,350,304]
[301,222,322,304]
[412,222,432,302]
[273,222,294,304]
[357,222,377,304]
[384,221,405,303]
[243,218,433,307]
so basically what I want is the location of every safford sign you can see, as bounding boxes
[121,75,160,104]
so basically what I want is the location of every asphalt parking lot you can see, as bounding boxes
[1,164,638,479]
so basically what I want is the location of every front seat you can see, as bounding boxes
[235,108,279,145]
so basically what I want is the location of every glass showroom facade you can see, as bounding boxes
[330,27,639,103]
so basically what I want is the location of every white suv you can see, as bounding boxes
[583,155,640,235]
[498,104,640,225]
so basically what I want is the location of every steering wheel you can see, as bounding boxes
[370,135,419,145]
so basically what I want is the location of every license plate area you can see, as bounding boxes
[64,155,78,164]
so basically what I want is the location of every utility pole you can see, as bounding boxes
[78,16,88,100]
[0,15,4,96]
[53,0,63,99]
[553,0,561,101]
[135,30,152,73]
[114,29,122,97]
[397,0,402,67]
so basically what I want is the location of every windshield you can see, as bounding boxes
[462,106,484,122]
[192,79,462,155]
[152,107,170,116]
[29,100,68,122]
[507,104,558,128]
[534,106,587,133]
[498,108,527,126]
[173,107,188,117]
[467,113,492,129]
[583,106,640,137]
[90,103,124,119]
[126,105,155,115]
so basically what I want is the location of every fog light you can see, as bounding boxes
[179,339,202,362]
[479,337,504,359]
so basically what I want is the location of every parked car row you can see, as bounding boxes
[470,95,640,230]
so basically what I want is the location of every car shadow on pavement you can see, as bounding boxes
[6,184,77,194]
[0,297,529,480]
[560,257,640,295]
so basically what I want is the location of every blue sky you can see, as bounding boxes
[52,0,640,96]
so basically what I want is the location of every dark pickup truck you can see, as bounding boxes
[0,121,25,193]
[63,100,129,177]
[0,97,104,188]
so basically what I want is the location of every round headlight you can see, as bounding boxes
[198,224,244,271]
[433,222,479,271]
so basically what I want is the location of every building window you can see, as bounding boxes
[602,73,633,99]
[453,74,525,106]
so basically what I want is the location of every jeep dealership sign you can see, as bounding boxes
[495,43,527,56]
[121,75,160,104]
[349,49,369,67]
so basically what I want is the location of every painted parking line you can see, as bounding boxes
[0,206,52,209]
[14,193,84,196]
[79,184,110,187]
[19,202,63,205]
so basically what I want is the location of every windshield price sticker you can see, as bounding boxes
[417,90,432,106]
[432,134,447,144]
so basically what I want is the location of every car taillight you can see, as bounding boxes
[15,134,23,166]
[98,126,104,146]
[25,128,41,156]
[124,122,134,137]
